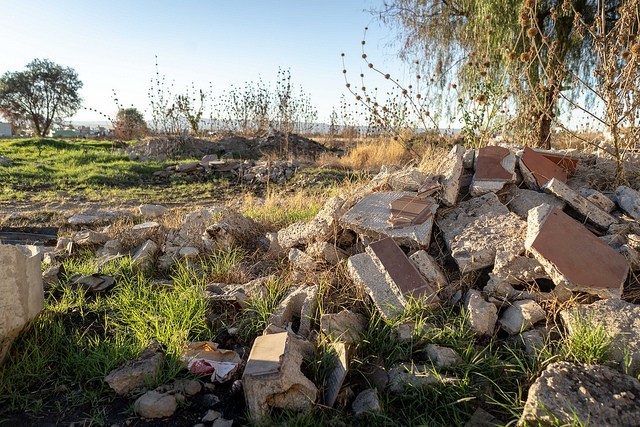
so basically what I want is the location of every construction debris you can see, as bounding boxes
[440,144,465,206]
[525,205,629,299]
[105,343,164,395]
[615,185,640,221]
[352,389,381,415]
[470,146,517,196]
[320,309,367,344]
[269,285,318,338]
[464,290,497,336]
[505,186,565,219]
[340,191,437,248]
[139,204,168,218]
[180,341,242,382]
[242,332,317,419]
[499,300,546,335]
[0,244,44,364]
[324,342,348,407]
[519,147,567,190]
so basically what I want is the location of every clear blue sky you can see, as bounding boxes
[0,0,412,123]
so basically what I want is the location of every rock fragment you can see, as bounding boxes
[499,300,545,335]
[505,186,564,219]
[579,188,616,213]
[320,309,367,344]
[440,144,465,206]
[139,204,168,218]
[615,185,640,221]
[132,240,159,272]
[105,344,164,395]
[352,389,381,415]
[134,390,177,419]
[464,290,497,336]
[269,285,318,338]
[426,344,463,369]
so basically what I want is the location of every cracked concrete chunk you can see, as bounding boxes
[0,244,44,363]
[132,240,159,272]
[68,214,101,225]
[520,362,640,426]
[269,285,318,338]
[105,344,164,395]
[426,344,463,369]
[438,193,526,272]
[470,146,517,196]
[139,204,168,218]
[134,390,177,419]
[525,205,628,299]
[371,166,431,192]
[340,191,437,248]
[499,300,545,335]
[324,342,348,407]
[615,185,640,221]
[579,188,616,213]
[72,229,108,245]
[505,186,564,219]
[320,309,367,344]
[352,389,381,415]
[347,253,404,320]
[288,248,318,271]
[388,363,447,393]
[440,144,465,206]
[560,299,640,376]
[409,250,448,291]
[278,195,346,249]
[242,332,317,419]
[306,241,348,265]
[464,290,497,336]
[542,178,617,229]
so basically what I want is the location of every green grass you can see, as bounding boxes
[560,313,612,366]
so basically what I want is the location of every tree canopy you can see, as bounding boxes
[114,107,148,140]
[0,59,83,137]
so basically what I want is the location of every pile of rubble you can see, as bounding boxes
[3,142,640,424]
[153,155,301,186]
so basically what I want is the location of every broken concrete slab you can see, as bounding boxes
[306,241,348,265]
[525,205,629,299]
[366,238,439,303]
[340,191,438,249]
[320,309,367,345]
[68,213,101,225]
[408,250,448,292]
[505,186,565,219]
[288,248,319,271]
[139,204,168,218]
[371,166,432,192]
[519,147,567,190]
[437,192,526,272]
[132,240,159,272]
[242,332,317,419]
[388,363,451,393]
[542,178,617,229]
[615,185,640,221]
[464,290,497,336]
[440,144,465,206]
[426,344,463,369]
[269,285,318,338]
[72,229,108,245]
[499,300,546,335]
[560,299,640,376]
[134,390,177,419]
[74,274,116,293]
[0,244,44,364]
[520,362,640,426]
[352,388,381,415]
[470,146,517,196]
[347,253,405,320]
[324,342,348,407]
[579,188,616,213]
[132,221,161,232]
[105,344,164,395]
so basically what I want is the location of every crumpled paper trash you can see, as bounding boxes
[181,341,242,382]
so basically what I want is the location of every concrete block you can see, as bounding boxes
[579,188,616,213]
[499,299,546,335]
[408,250,448,291]
[437,193,526,272]
[269,285,318,338]
[0,244,44,363]
[542,178,617,229]
[615,185,640,221]
[463,289,497,336]
[340,191,437,249]
[505,186,564,219]
[440,144,465,206]
[242,332,317,419]
[139,204,168,218]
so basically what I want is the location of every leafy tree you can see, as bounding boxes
[114,107,148,139]
[376,0,618,148]
[0,59,83,137]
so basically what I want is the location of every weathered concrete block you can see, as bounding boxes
[440,144,465,206]
[505,186,565,219]
[278,195,347,249]
[320,309,367,344]
[0,244,44,363]
[615,185,640,221]
[340,191,437,249]
[579,188,616,213]
[288,248,319,271]
[105,344,164,395]
[408,250,448,291]
[520,362,640,426]
[306,241,348,265]
[132,240,159,272]
[437,193,526,272]
[560,299,640,376]
[72,229,108,245]
[499,299,546,335]
[463,289,497,336]
[242,332,317,420]
[525,205,628,299]
[269,285,318,338]
[542,178,617,229]
[139,204,168,218]
[347,253,404,320]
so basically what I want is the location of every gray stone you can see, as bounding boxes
[320,309,367,344]
[138,204,168,218]
[409,250,448,291]
[202,409,221,422]
[463,149,476,169]
[72,229,108,245]
[269,285,318,338]
[132,240,158,272]
[520,362,640,426]
[352,389,381,415]
[438,193,526,271]
[212,419,234,427]
[278,196,346,249]
[68,214,100,225]
[55,237,71,252]
[505,186,564,219]
[371,167,431,192]
[42,264,62,287]
[172,379,201,396]
[178,246,199,259]
[104,344,164,395]
[579,188,616,213]
[132,221,160,231]
[464,290,497,336]
[134,390,177,419]
[346,253,406,320]
[560,299,640,376]
[0,244,44,363]
[242,332,317,420]
[426,344,463,369]
[542,178,617,229]
[465,408,501,427]
[499,300,546,335]
[306,241,348,265]
[340,191,437,249]
[96,239,123,258]
[615,185,640,221]
[440,144,465,206]
[388,363,444,393]
[288,248,318,271]
[519,327,547,359]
